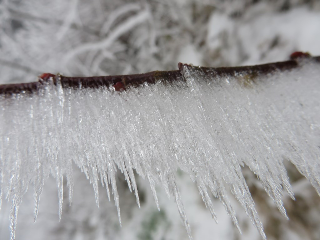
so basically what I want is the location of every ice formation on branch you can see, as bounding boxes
[0,59,320,240]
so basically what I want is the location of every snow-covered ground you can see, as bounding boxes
[1,1,320,240]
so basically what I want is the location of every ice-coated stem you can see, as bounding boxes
[1,51,320,240]
[0,53,319,96]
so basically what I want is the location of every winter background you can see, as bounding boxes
[1,0,320,240]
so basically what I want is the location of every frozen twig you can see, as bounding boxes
[56,0,79,40]
[63,9,150,66]
[0,53,319,96]
[99,3,142,36]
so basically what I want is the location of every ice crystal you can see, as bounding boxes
[0,61,320,240]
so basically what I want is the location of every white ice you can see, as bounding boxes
[0,60,320,240]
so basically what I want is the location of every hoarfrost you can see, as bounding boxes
[0,61,320,240]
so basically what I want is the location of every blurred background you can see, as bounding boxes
[1,0,320,239]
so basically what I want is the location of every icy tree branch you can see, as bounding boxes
[1,52,320,240]
[0,53,319,96]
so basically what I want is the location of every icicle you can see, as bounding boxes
[9,198,20,240]
[171,180,192,239]
[196,179,217,222]
[57,175,63,221]
[128,166,140,208]
[0,61,320,239]
[108,162,122,226]
[147,174,160,211]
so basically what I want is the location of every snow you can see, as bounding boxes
[237,6,320,64]
[1,59,319,240]
[206,5,320,66]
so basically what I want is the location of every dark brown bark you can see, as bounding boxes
[0,54,319,97]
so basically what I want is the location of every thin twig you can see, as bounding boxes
[0,53,319,96]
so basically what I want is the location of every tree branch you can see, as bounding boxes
[0,52,319,96]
